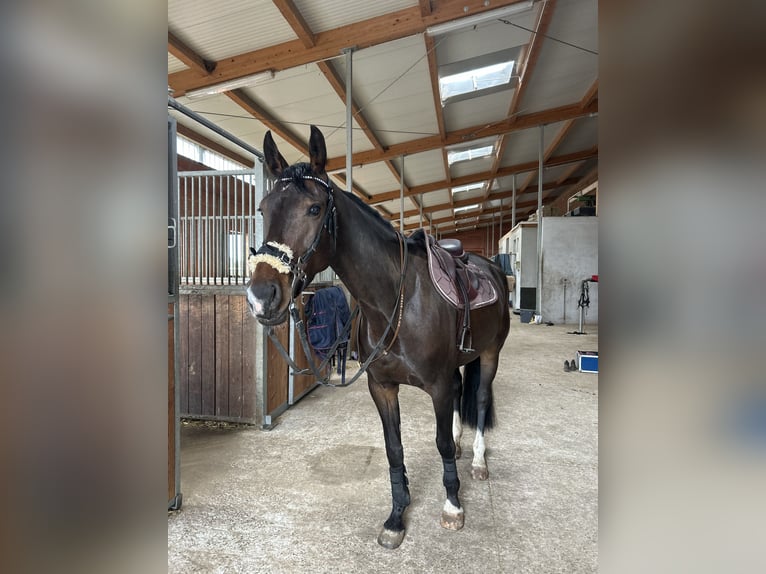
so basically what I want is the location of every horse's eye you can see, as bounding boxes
[308,204,321,216]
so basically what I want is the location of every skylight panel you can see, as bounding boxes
[452,182,486,195]
[439,60,514,104]
[448,144,495,165]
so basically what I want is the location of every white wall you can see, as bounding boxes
[501,222,538,309]
[541,217,598,324]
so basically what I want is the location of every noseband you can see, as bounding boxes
[250,175,337,295]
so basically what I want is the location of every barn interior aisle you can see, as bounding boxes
[168,318,597,573]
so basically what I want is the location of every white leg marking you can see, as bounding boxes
[472,430,486,469]
[442,498,463,515]
[452,410,463,448]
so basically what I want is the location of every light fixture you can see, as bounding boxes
[185,70,274,100]
[426,0,535,36]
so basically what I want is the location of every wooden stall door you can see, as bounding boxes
[168,302,181,509]
[266,321,289,414]
[291,294,322,402]
[179,292,258,423]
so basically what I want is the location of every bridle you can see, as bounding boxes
[252,174,337,300]
[251,173,409,388]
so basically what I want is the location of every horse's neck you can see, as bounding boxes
[330,190,402,310]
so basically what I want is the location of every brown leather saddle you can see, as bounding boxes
[426,235,498,352]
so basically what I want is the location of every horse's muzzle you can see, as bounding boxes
[247,280,287,323]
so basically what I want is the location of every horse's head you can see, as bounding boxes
[246,125,336,324]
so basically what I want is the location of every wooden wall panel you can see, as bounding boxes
[187,295,202,414]
[179,293,255,423]
[266,322,289,413]
[178,292,286,423]
[200,297,215,416]
[292,295,320,399]
[241,300,257,420]
[179,295,190,414]
[228,294,244,420]
[214,295,229,416]
[168,302,175,502]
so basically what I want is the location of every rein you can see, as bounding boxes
[258,175,409,388]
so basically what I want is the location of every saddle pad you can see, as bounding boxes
[426,237,498,310]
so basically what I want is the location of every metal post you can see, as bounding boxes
[511,174,516,228]
[343,48,355,193]
[253,159,267,427]
[168,97,264,162]
[536,124,544,315]
[399,155,405,232]
[419,193,423,228]
[499,198,504,248]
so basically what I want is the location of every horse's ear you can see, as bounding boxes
[263,130,288,177]
[249,246,257,256]
[308,125,327,174]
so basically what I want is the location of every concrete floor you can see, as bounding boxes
[168,318,598,573]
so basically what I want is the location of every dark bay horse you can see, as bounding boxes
[246,126,510,549]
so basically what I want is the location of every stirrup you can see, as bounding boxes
[459,328,474,353]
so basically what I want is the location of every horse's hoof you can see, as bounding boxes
[471,465,489,480]
[440,511,465,531]
[377,528,405,549]
[455,444,462,459]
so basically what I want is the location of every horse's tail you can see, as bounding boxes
[460,357,495,431]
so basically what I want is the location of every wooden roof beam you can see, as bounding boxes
[368,146,597,205]
[581,79,598,109]
[483,0,556,202]
[315,61,423,213]
[169,0,532,95]
[392,177,579,223]
[272,0,316,48]
[507,0,556,121]
[423,33,451,205]
[518,117,576,190]
[174,123,254,167]
[333,173,392,217]
[225,89,307,154]
[168,31,216,75]
[325,100,597,172]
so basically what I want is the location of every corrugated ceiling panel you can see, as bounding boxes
[168,53,188,74]
[378,197,418,215]
[500,120,568,168]
[293,0,416,34]
[519,0,597,113]
[336,36,440,148]
[523,163,578,187]
[169,0,296,61]
[174,93,269,156]
[398,149,445,188]
[452,187,486,203]
[421,190,450,208]
[241,65,376,159]
[433,10,538,66]
[348,162,399,196]
[552,116,598,156]
[442,89,514,132]
[450,156,495,179]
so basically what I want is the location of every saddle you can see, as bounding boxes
[426,235,498,352]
